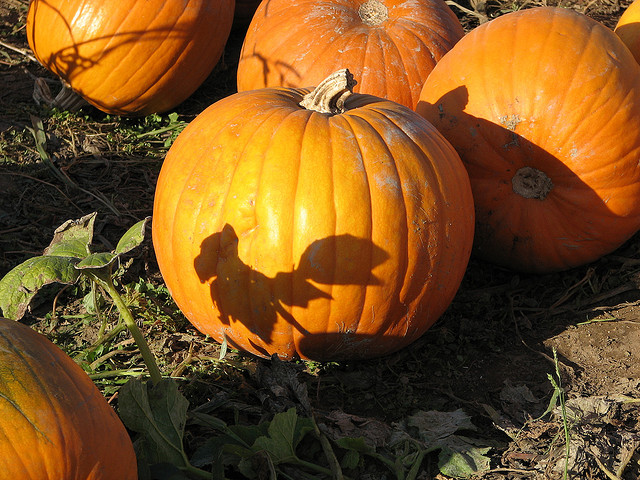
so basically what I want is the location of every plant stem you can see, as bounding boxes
[89,272,163,384]
[180,463,214,479]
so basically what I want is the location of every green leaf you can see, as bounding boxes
[0,256,80,320]
[335,436,376,455]
[251,407,314,464]
[438,440,491,479]
[118,377,189,468]
[43,212,96,258]
[116,216,150,255]
[75,252,118,270]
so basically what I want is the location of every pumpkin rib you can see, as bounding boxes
[251,109,313,352]
[346,109,409,336]
[385,24,433,107]
[329,113,368,338]
[374,106,456,310]
[186,99,288,349]
[92,3,195,110]
[96,4,183,107]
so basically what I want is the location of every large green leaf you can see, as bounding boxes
[118,377,189,468]
[251,407,315,464]
[0,256,81,320]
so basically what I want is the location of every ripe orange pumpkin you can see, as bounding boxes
[152,70,474,361]
[416,7,640,273]
[615,0,640,64]
[0,318,137,479]
[26,0,235,115]
[236,0,464,109]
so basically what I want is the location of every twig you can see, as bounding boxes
[0,39,37,62]
[445,0,489,22]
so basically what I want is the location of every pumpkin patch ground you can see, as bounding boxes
[1,0,640,479]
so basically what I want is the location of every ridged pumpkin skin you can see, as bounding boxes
[236,0,464,109]
[0,318,137,480]
[615,0,640,64]
[152,77,474,361]
[26,0,235,115]
[416,7,640,273]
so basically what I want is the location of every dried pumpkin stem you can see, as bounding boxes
[359,0,389,26]
[53,82,89,111]
[299,69,357,115]
[512,166,553,200]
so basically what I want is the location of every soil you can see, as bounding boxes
[1,1,639,479]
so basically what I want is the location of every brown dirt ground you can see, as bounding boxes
[1,0,640,479]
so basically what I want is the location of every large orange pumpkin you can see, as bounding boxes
[236,0,464,109]
[615,0,640,64]
[26,0,235,115]
[152,70,474,361]
[416,7,640,273]
[0,318,137,479]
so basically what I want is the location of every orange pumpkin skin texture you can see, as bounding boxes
[26,0,235,115]
[615,0,640,65]
[0,318,137,480]
[236,0,464,109]
[416,7,640,273]
[152,73,474,361]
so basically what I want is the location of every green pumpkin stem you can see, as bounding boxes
[299,69,357,115]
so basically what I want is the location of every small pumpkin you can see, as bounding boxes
[416,7,640,273]
[152,69,474,361]
[0,318,137,479]
[615,0,640,64]
[236,0,464,109]
[26,0,235,115]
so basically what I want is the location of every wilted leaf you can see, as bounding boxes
[43,212,96,258]
[407,409,476,445]
[438,439,492,478]
[116,216,150,255]
[0,256,81,320]
[118,377,189,468]
[400,409,492,479]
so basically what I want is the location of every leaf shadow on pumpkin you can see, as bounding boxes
[28,0,204,108]
[417,85,631,273]
[194,224,390,358]
[237,1,302,89]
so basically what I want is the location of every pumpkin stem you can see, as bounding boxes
[54,82,89,111]
[359,0,388,26]
[299,69,357,115]
[512,166,553,200]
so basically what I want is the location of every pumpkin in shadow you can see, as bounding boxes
[417,7,640,273]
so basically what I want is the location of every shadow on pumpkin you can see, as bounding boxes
[194,224,389,358]
[417,85,635,273]
[28,0,215,105]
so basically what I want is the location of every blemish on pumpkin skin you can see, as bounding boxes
[499,114,521,131]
